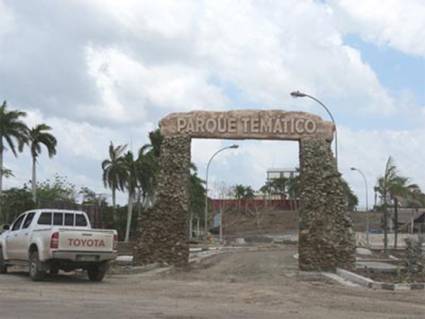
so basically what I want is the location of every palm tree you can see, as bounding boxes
[234,184,246,211]
[28,124,57,203]
[270,177,288,200]
[148,129,163,158]
[406,184,425,208]
[135,144,156,216]
[0,101,28,215]
[138,130,163,207]
[123,151,138,242]
[189,163,205,239]
[376,157,412,250]
[102,142,127,223]
[243,186,255,213]
[287,174,300,211]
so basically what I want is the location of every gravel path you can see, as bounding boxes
[0,245,424,319]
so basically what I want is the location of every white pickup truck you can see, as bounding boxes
[0,209,117,282]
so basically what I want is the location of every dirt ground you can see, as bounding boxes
[0,245,424,319]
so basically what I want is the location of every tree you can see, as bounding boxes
[273,177,288,200]
[233,184,246,210]
[259,182,272,197]
[232,184,255,213]
[135,144,157,217]
[148,129,163,158]
[79,187,97,205]
[375,157,413,250]
[37,174,78,205]
[405,184,425,208]
[189,164,205,239]
[287,174,301,210]
[341,179,358,211]
[0,101,28,215]
[123,151,138,242]
[243,186,255,213]
[102,142,127,223]
[0,186,34,224]
[27,124,57,203]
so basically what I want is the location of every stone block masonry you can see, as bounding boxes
[298,138,355,270]
[134,135,191,267]
[134,110,355,271]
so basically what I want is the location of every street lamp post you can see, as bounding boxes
[290,91,338,168]
[351,167,369,246]
[204,144,239,238]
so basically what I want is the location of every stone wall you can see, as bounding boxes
[134,135,191,267]
[298,138,355,271]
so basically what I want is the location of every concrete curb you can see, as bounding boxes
[336,268,425,291]
[336,268,375,288]
[297,271,360,288]
[188,249,224,264]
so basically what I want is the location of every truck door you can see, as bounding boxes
[15,212,36,260]
[5,214,26,259]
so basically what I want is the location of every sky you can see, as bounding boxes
[0,0,424,208]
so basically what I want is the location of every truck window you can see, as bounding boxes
[53,213,63,226]
[64,213,74,226]
[38,212,52,225]
[75,214,88,226]
[11,214,25,231]
[22,212,36,229]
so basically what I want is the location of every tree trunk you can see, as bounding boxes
[136,189,142,218]
[112,188,116,224]
[124,192,134,243]
[189,212,193,240]
[394,198,399,249]
[0,138,3,223]
[32,156,37,203]
[383,193,388,253]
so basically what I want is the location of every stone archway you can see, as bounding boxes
[134,110,355,271]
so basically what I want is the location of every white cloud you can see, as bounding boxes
[330,0,425,57]
[0,0,422,207]
[57,1,404,118]
[84,45,228,125]
[0,0,14,39]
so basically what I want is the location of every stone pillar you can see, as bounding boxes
[134,135,191,267]
[298,138,355,271]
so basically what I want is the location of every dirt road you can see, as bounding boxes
[0,246,424,319]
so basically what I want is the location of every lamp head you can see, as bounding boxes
[350,167,356,171]
[290,90,307,98]
[230,144,239,149]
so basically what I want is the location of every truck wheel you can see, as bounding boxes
[0,248,7,274]
[29,250,46,281]
[50,266,59,275]
[87,262,108,282]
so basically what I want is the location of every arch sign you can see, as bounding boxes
[135,109,354,271]
[160,110,333,140]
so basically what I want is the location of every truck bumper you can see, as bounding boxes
[51,250,117,262]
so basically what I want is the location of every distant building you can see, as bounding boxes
[266,167,299,182]
[264,167,299,201]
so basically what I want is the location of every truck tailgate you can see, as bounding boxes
[57,229,114,252]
